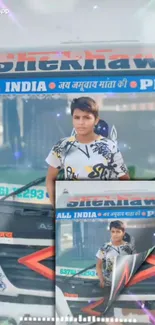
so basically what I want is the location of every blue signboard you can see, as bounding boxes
[0,76,155,94]
[56,208,155,220]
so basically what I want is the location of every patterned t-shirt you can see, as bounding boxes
[96,241,136,284]
[45,135,128,180]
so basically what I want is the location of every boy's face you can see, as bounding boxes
[110,227,125,243]
[72,109,98,136]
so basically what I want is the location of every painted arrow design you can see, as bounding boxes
[18,246,55,280]
[81,298,105,317]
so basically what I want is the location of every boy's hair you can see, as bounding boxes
[110,220,125,232]
[71,97,99,119]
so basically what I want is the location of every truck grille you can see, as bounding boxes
[0,201,54,239]
[0,245,54,291]
[0,201,54,306]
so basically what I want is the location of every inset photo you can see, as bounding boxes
[55,181,155,325]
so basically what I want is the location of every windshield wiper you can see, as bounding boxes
[0,176,46,202]
[1,174,155,203]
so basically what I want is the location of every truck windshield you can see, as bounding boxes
[56,217,155,270]
[0,92,155,186]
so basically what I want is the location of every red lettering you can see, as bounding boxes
[7,54,15,60]
[0,53,15,61]
[17,52,54,62]
[64,293,78,298]
[110,54,154,60]
[110,55,129,60]
[85,50,111,60]
[1,50,155,64]
[68,195,155,202]
[5,232,13,238]
[62,51,73,59]
[17,51,83,61]
[134,54,154,59]
[0,232,12,237]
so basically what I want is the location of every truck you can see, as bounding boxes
[56,184,155,325]
[0,44,155,324]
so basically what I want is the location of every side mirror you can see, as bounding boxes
[123,232,131,243]
[94,119,109,138]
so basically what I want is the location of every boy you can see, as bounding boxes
[96,220,135,288]
[46,97,129,206]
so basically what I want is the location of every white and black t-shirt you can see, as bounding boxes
[96,241,136,284]
[45,135,128,180]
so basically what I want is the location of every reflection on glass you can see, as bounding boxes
[56,219,155,269]
[60,221,73,253]
[0,93,155,184]
[0,98,3,146]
